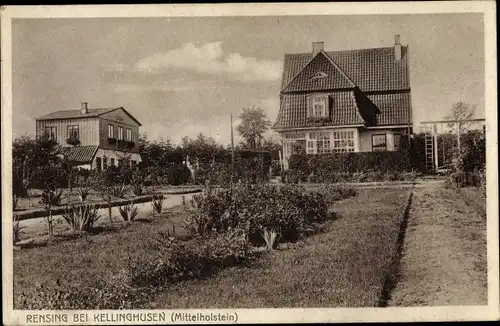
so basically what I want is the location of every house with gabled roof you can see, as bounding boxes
[35,102,142,170]
[272,35,413,170]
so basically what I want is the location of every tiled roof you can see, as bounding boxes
[283,52,355,93]
[273,91,365,129]
[36,108,115,120]
[36,107,142,126]
[281,46,409,93]
[368,92,412,126]
[59,145,98,164]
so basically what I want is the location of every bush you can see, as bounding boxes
[76,187,90,202]
[40,188,64,207]
[187,183,329,244]
[449,169,485,188]
[317,184,357,204]
[129,228,254,288]
[62,204,100,232]
[167,163,192,186]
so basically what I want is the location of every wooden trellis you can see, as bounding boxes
[420,118,485,173]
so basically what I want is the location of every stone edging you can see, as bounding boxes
[13,189,202,221]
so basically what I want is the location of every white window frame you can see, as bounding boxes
[332,130,356,153]
[118,126,124,140]
[126,128,132,141]
[108,124,115,138]
[372,134,387,152]
[307,94,329,118]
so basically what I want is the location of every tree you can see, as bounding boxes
[444,102,477,133]
[236,106,271,150]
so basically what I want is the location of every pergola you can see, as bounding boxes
[420,118,486,173]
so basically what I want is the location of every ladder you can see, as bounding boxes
[423,124,435,173]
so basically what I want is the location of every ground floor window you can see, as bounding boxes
[131,160,136,169]
[110,158,115,167]
[103,157,108,170]
[332,131,355,153]
[372,134,387,151]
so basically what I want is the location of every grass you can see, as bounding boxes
[13,187,410,309]
[13,205,190,309]
[153,188,410,308]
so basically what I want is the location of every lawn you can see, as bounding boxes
[153,187,410,308]
[13,187,410,309]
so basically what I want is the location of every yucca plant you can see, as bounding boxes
[76,187,90,202]
[62,204,100,233]
[118,202,139,222]
[13,195,19,211]
[40,188,64,237]
[261,228,279,251]
[131,183,144,196]
[151,197,164,217]
[111,184,127,198]
[13,215,26,245]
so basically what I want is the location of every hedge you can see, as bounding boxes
[289,150,413,176]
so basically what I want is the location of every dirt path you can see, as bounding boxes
[390,182,487,306]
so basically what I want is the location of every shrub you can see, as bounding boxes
[167,163,192,186]
[129,228,254,288]
[317,184,357,204]
[76,187,90,202]
[62,204,100,232]
[449,169,485,188]
[118,203,139,222]
[261,229,279,251]
[187,183,329,244]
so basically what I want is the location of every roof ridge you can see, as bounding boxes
[284,45,406,57]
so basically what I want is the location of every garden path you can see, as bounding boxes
[389,181,487,306]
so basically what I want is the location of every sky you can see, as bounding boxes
[11,14,485,145]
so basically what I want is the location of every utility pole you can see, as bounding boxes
[230,113,235,186]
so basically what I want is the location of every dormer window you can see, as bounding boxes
[307,94,330,118]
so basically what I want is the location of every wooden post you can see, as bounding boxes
[433,124,439,171]
[230,114,235,186]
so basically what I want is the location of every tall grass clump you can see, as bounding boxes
[62,204,100,232]
[118,203,139,222]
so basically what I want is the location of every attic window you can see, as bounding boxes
[310,71,328,80]
[307,94,330,118]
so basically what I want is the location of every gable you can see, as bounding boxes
[281,46,409,93]
[98,107,141,126]
[282,52,356,93]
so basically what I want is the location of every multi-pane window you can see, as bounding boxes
[118,126,124,140]
[110,158,115,167]
[372,134,387,151]
[108,124,115,138]
[67,125,79,140]
[126,128,132,141]
[332,131,355,153]
[393,133,401,150]
[307,94,329,118]
[44,126,57,141]
[102,157,108,170]
[316,132,331,154]
[118,159,123,167]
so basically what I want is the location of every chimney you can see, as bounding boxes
[80,102,88,114]
[312,41,324,57]
[394,34,402,61]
